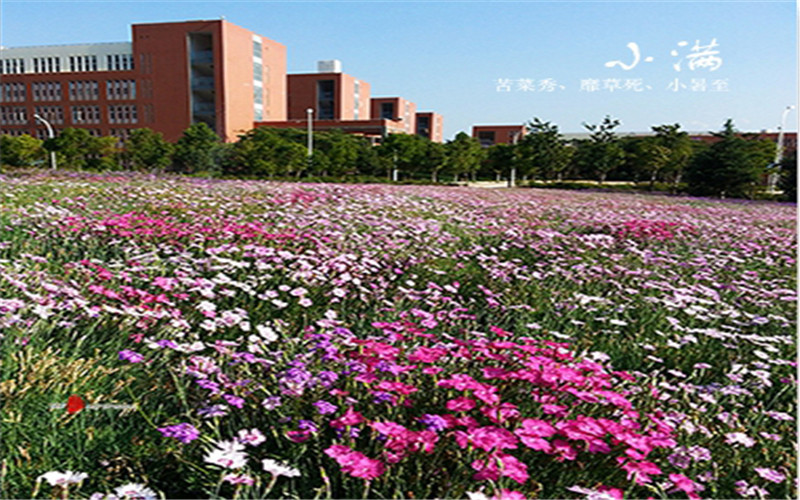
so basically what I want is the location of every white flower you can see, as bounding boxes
[262,458,300,477]
[113,482,157,500]
[204,440,248,469]
[237,428,266,446]
[37,470,88,486]
[256,324,278,342]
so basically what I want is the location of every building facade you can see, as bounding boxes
[415,112,443,143]
[0,19,287,142]
[287,63,370,122]
[472,125,527,147]
[370,97,416,135]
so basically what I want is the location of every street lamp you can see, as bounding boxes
[769,105,795,191]
[306,108,314,158]
[34,113,57,169]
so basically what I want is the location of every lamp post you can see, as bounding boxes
[306,108,314,158]
[509,131,521,188]
[34,113,57,169]
[770,105,795,191]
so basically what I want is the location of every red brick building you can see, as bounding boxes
[370,97,416,135]
[0,20,287,143]
[286,62,370,122]
[472,125,527,147]
[688,131,797,156]
[1,21,444,146]
[415,112,443,143]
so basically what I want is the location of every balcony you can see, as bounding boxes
[191,77,215,91]
[193,103,215,116]
[191,51,214,65]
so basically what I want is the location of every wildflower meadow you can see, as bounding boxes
[0,170,795,500]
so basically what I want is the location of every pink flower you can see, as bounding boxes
[550,439,577,461]
[466,426,519,452]
[618,459,662,485]
[491,490,527,500]
[324,445,385,480]
[725,432,756,447]
[754,467,786,483]
[446,397,476,412]
[331,407,365,428]
[669,473,702,499]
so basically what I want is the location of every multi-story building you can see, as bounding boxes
[415,112,443,143]
[1,22,444,146]
[259,60,409,143]
[286,61,370,121]
[0,19,287,142]
[370,97,416,135]
[472,125,527,147]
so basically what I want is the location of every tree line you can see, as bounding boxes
[0,117,795,200]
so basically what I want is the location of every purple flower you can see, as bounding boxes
[418,414,449,432]
[158,422,200,443]
[198,404,228,418]
[223,394,245,408]
[317,370,339,387]
[262,396,281,410]
[298,420,319,433]
[195,379,221,393]
[314,400,338,415]
[118,350,144,363]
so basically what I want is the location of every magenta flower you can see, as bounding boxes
[118,350,144,363]
[157,423,200,444]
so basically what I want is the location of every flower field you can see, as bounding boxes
[0,171,796,500]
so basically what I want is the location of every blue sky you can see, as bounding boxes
[1,0,796,140]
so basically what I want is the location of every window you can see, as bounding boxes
[35,106,64,125]
[69,80,99,101]
[417,116,430,135]
[1,83,26,103]
[317,80,335,120]
[71,105,100,124]
[381,102,395,120]
[478,131,495,147]
[0,106,27,125]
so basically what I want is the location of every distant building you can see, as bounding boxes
[370,97,416,135]
[286,61,370,121]
[0,19,287,142]
[415,111,443,143]
[472,125,526,147]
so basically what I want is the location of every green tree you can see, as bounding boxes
[0,134,45,167]
[445,132,485,182]
[578,115,625,183]
[778,151,797,202]
[421,140,447,182]
[685,119,776,199]
[124,128,173,172]
[620,136,670,188]
[377,133,429,180]
[517,118,574,180]
[43,128,94,170]
[173,122,223,175]
[85,135,120,171]
[652,123,693,186]
[225,127,307,178]
[480,144,515,182]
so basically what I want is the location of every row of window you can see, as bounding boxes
[1,128,134,140]
[1,58,25,74]
[0,54,134,74]
[0,80,138,102]
[1,83,26,102]
[0,104,139,126]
